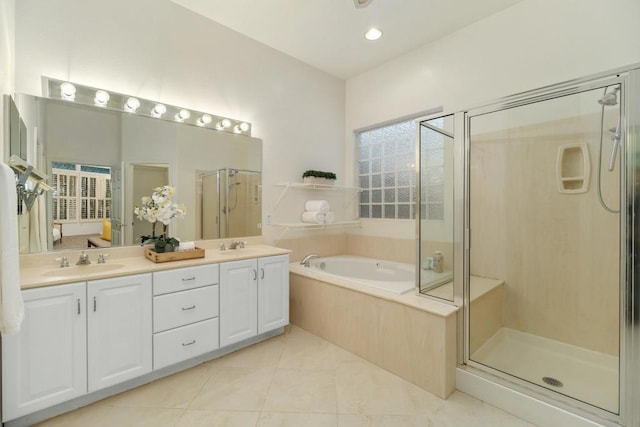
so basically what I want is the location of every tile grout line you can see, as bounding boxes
[254,327,290,426]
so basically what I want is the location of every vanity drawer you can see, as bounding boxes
[153,264,219,296]
[153,285,219,333]
[153,318,219,370]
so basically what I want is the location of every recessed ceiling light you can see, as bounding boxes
[365,28,382,41]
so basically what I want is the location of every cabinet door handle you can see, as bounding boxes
[260,268,265,279]
[182,340,196,347]
[252,269,257,280]
[182,305,196,311]
[77,298,81,315]
[93,296,97,312]
[182,276,196,282]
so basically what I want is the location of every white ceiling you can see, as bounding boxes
[170,0,523,79]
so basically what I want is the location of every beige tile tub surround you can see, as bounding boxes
[277,233,347,263]
[289,273,457,399]
[280,233,453,271]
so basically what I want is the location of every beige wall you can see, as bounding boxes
[470,111,620,355]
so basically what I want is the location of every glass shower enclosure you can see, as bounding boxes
[463,73,631,423]
[199,168,262,239]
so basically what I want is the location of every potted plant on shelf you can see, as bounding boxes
[302,170,337,185]
[134,185,186,253]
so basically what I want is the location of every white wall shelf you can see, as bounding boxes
[272,182,361,211]
[270,182,362,244]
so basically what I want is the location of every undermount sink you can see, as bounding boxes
[41,264,125,278]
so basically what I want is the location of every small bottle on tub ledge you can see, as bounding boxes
[432,251,444,273]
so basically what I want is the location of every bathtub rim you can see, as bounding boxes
[289,257,459,319]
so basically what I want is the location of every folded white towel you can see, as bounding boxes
[301,211,325,224]
[176,241,196,251]
[0,163,24,335]
[304,200,330,214]
[324,211,335,224]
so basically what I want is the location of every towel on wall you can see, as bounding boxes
[0,163,24,335]
[301,211,325,224]
[304,200,330,214]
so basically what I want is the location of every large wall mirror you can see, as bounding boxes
[8,94,262,253]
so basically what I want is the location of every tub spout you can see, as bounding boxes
[300,253,320,267]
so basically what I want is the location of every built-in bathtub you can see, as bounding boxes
[291,255,453,295]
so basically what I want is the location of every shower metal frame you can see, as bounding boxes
[455,65,640,426]
[200,167,261,239]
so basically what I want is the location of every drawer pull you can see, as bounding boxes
[182,305,196,311]
[252,269,257,280]
[260,268,265,279]
[182,340,196,347]
[77,298,81,315]
[182,276,196,282]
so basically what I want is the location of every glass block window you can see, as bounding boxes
[420,117,445,221]
[51,162,111,222]
[357,120,416,219]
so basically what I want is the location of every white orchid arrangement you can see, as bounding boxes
[134,185,186,250]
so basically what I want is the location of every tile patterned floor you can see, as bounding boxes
[36,326,535,426]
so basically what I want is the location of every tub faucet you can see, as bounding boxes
[300,253,320,267]
[76,251,91,265]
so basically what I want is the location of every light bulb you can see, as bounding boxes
[221,118,231,128]
[233,125,242,134]
[197,114,212,126]
[60,82,76,100]
[151,104,166,117]
[365,28,382,41]
[239,122,250,132]
[125,97,140,112]
[175,109,190,122]
[94,90,110,106]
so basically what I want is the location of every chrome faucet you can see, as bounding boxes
[300,253,320,267]
[97,253,109,264]
[229,240,246,249]
[55,256,69,268]
[76,251,91,265]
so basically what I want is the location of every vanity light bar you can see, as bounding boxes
[43,77,252,136]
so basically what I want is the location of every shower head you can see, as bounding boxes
[598,86,620,106]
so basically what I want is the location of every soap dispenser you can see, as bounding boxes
[433,251,444,273]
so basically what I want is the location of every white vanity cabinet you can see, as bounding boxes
[257,255,290,334]
[220,255,289,347]
[152,264,220,370]
[2,282,87,422]
[87,274,152,392]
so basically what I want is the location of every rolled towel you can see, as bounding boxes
[301,211,325,224]
[176,241,196,251]
[324,211,335,224]
[304,200,330,214]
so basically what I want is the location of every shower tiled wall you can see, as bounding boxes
[470,113,620,356]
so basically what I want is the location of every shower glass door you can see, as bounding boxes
[466,80,623,414]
